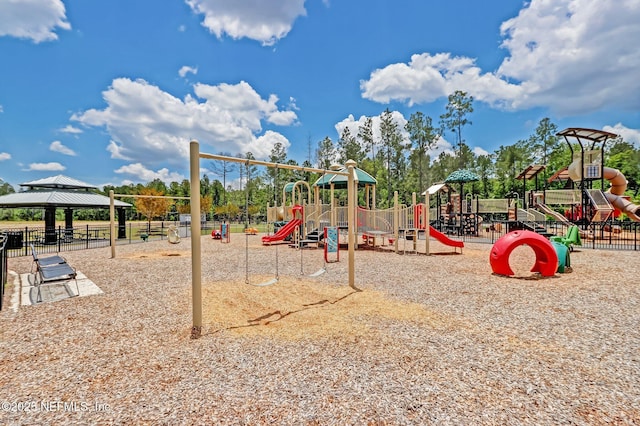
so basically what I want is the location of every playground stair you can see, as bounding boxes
[517,221,553,237]
[304,228,324,243]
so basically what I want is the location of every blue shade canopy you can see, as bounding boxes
[313,166,377,189]
[444,170,480,183]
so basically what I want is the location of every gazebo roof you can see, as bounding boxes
[20,174,97,190]
[313,166,377,189]
[0,175,131,209]
[0,189,131,208]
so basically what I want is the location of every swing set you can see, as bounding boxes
[189,140,359,338]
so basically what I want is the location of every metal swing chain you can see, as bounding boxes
[300,226,304,274]
[244,159,250,285]
[274,164,279,280]
[319,169,328,272]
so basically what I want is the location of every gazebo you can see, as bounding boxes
[0,175,131,243]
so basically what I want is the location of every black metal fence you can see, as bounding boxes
[0,220,243,258]
[463,220,640,251]
[1,233,7,310]
[2,219,638,261]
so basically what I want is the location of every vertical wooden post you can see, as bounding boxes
[345,159,359,291]
[330,183,335,227]
[393,191,399,254]
[411,192,417,251]
[425,192,430,255]
[190,140,202,339]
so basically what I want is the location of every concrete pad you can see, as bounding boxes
[20,271,103,306]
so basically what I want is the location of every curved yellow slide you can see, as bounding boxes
[567,160,640,221]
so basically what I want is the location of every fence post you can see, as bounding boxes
[0,234,7,311]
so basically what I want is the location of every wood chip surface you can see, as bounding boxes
[1,235,639,424]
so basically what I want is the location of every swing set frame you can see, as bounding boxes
[189,140,359,339]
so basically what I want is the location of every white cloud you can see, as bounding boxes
[335,113,464,160]
[335,113,408,147]
[429,137,456,159]
[115,163,185,184]
[603,123,640,145]
[0,152,11,161]
[360,0,640,116]
[59,124,82,134]
[49,140,76,156]
[245,130,291,159]
[106,140,131,161]
[0,105,4,113]
[473,147,490,157]
[71,78,297,169]
[178,65,198,78]
[0,0,70,43]
[185,0,306,46]
[178,25,186,32]
[361,53,522,108]
[26,162,66,171]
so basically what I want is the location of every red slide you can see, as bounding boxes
[428,226,464,248]
[261,219,302,244]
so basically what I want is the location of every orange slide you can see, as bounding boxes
[261,219,302,244]
[428,226,464,248]
[602,167,640,221]
[568,160,640,221]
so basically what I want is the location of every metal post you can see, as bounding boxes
[110,190,116,258]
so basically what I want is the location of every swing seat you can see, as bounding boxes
[249,278,278,287]
[308,268,326,277]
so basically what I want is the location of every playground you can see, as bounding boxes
[3,234,639,424]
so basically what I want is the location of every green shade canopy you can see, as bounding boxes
[444,169,480,184]
[283,182,296,193]
[313,166,377,189]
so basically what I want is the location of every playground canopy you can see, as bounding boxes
[313,166,377,189]
[422,183,455,196]
[444,169,480,185]
[445,170,480,216]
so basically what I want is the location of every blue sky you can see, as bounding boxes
[1,0,639,190]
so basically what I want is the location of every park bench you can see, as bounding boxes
[31,244,79,302]
[30,244,66,272]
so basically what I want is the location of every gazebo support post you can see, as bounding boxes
[64,208,74,240]
[44,207,57,244]
[117,208,127,239]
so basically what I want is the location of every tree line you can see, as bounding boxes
[1,90,639,223]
